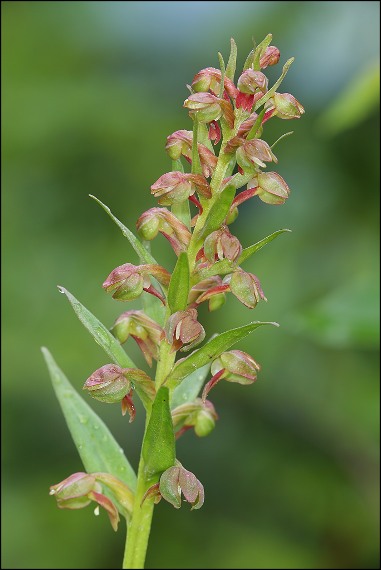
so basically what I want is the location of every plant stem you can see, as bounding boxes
[123,334,177,568]
[122,438,154,569]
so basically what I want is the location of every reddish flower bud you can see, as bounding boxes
[191,66,239,99]
[259,45,280,68]
[165,130,217,178]
[166,308,205,351]
[202,350,260,400]
[112,310,164,366]
[83,364,132,404]
[203,226,242,263]
[236,138,277,170]
[237,69,268,94]
[249,171,290,205]
[83,364,154,418]
[224,269,267,309]
[151,171,211,206]
[49,472,120,531]
[103,263,170,302]
[172,398,218,438]
[137,208,191,255]
[268,92,305,120]
[159,463,204,510]
[184,92,223,123]
[184,93,234,128]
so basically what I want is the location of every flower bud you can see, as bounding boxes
[166,308,205,351]
[236,139,277,170]
[137,208,191,255]
[249,171,290,205]
[151,171,211,206]
[237,69,268,94]
[211,350,260,384]
[172,398,218,437]
[269,92,305,119]
[203,226,242,263]
[136,211,161,240]
[184,92,222,123]
[202,350,260,400]
[159,463,204,510]
[83,364,132,404]
[259,46,280,68]
[83,364,154,419]
[225,269,267,309]
[184,93,234,128]
[49,472,120,531]
[49,472,97,509]
[112,310,164,366]
[165,130,217,178]
[103,263,170,303]
[191,66,238,99]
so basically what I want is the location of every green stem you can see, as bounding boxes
[122,447,154,569]
[122,333,176,568]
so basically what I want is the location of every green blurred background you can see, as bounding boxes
[2,1,380,568]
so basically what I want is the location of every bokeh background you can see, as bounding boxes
[2,1,380,568]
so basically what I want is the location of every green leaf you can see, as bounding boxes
[90,195,157,265]
[225,38,237,82]
[243,48,255,71]
[246,109,265,140]
[142,387,175,481]
[58,287,152,408]
[238,229,292,264]
[167,321,279,388]
[171,363,211,409]
[167,252,190,313]
[200,184,236,239]
[42,347,137,495]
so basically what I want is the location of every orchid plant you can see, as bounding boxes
[43,34,304,569]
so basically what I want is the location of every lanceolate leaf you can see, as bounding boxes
[167,321,279,389]
[142,387,176,481]
[225,38,238,82]
[238,228,291,264]
[171,363,211,409]
[90,195,157,265]
[58,287,152,408]
[42,348,137,496]
[167,252,190,313]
